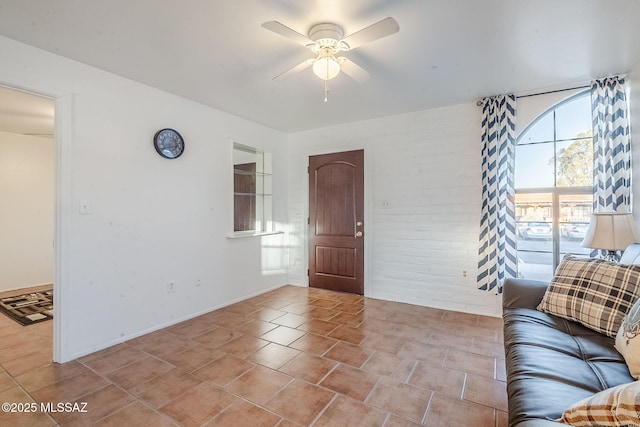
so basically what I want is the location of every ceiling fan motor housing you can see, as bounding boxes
[308,23,344,48]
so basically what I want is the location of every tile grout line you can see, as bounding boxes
[315,361,340,385]
[308,392,339,427]
[76,348,182,426]
[460,372,469,400]
[0,363,60,426]
[404,359,420,384]
[379,412,393,427]
[362,372,384,406]
[420,390,436,425]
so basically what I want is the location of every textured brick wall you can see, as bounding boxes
[287,102,503,317]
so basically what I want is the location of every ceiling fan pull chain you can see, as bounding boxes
[324,79,329,103]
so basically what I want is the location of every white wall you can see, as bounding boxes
[288,104,503,317]
[0,36,289,362]
[0,131,54,291]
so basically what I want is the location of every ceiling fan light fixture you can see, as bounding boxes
[313,55,340,80]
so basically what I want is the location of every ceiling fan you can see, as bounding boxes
[262,17,399,101]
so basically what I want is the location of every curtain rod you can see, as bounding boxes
[475,84,590,106]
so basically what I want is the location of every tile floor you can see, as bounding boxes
[0,285,508,426]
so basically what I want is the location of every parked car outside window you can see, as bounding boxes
[518,221,552,240]
[560,222,589,240]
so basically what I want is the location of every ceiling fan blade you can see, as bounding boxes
[339,58,371,83]
[262,21,315,47]
[273,58,316,81]
[340,17,399,50]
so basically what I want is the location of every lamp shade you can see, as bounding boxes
[581,212,640,251]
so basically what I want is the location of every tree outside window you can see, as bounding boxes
[554,130,593,187]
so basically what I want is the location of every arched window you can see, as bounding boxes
[515,90,593,281]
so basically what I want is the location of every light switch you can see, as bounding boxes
[79,200,91,214]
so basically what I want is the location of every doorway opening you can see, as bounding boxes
[0,85,55,360]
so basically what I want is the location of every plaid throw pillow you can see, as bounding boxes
[537,255,640,338]
[558,381,640,426]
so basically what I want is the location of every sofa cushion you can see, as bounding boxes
[503,307,634,425]
[557,381,640,426]
[615,296,640,379]
[537,255,640,337]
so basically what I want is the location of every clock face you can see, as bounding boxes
[153,128,184,159]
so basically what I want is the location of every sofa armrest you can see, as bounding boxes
[502,278,549,310]
[620,243,640,265]
[515,420,565,427]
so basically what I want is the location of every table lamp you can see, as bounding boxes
[581,212,640,262]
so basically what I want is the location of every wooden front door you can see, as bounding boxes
[308,150,364,294]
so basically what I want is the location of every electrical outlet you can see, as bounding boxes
[462,270,468,278]
[167,281,176,293]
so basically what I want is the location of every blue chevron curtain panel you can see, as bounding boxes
[591,76,631,214]
[477,94,518,293]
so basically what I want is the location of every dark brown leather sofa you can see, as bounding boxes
[502,243,640,426]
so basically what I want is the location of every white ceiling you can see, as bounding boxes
[1,0,640,133]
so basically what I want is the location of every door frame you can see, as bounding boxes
[53,93,72,363]
[304,147,372,296]
[0,81,72,363]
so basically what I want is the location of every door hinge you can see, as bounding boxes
[307,166,309,173]
[307,269,309,276]
[307,217,310,224]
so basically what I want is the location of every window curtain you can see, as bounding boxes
[477,94,518,293]
[591,76,631,213]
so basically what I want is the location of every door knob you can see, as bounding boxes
[355,231,363,238]
[357,221,363,226]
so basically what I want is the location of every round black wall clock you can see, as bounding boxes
[153,128,184,159]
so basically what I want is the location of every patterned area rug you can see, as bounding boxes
[0,288,53,326]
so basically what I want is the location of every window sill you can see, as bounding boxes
[226,230,284,239]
